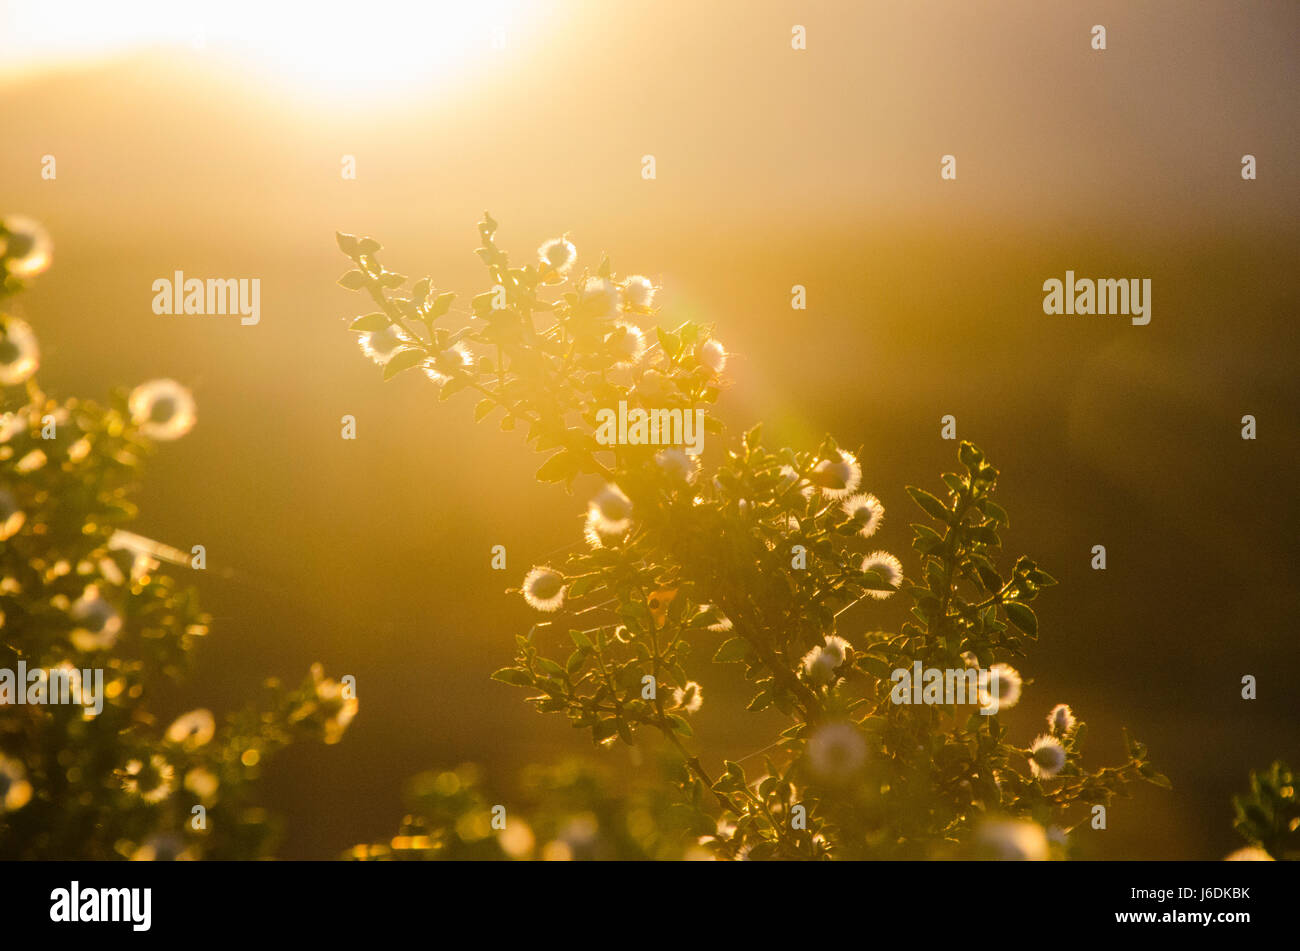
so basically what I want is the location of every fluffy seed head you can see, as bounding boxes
[0,315,40,386]
[809,450,861,499]
[861,550,903,598]
[975,818,1048,861]
[979,662,1023,710]
[128,379,197,441]
[581,277,620,319]
[358,324,404,364]
[842,493,884,537]
[655,448,699,485]
[166,709,216,747]
[538,237,576,273]
[1048,703,1076,735]
[606,322,646,364]
[425,343,473,384]
[1028,734,1067,779]
[522,566,566,612]
[1,215,53,279]
[623,275,655,309]
[806,721,867,783]
[698,338,727,374]
[588,484,633,534]
[673,681,703,713]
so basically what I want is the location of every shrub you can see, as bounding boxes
[336,215,1169,859]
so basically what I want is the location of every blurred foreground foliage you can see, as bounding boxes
[1231,761,1297,861]
[0,217,356,859]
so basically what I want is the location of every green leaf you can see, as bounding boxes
[712,637,752,663]
[337,269,369,290]
[1003,602,1037,636]
[907,486,951,523]
[666,714,693,736]
[569,629,594,651]
[980,499,1010,526]
[383,347,427,380]
[427,292,456,319]
[1140,765,1173,790]
[856,653,894,679]
[911,523,945,554]
[537,657,566,678]
[490,667,533,686]
[349,312,389,331]
[473,398,495,422]
[535,450,576,483]
[655,326,682,360]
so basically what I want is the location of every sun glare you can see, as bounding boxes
[0,0,528,100]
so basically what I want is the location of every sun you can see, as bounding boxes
[0,0,530,101]
[226,0,529,100]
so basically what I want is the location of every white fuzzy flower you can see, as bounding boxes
[806,721,867,782]
[698,338,727,374]
[979,662,1022,711]
[606,322,646,364]
[522,566,565,613]
[623,275,656,309]
[358,324,404,364]
[810,450,861,499]
[1028,734,1067,779]
[655,448,699,485]
[975,818,1048,861]
[801,634,853,685]
[1048,703,1076,735]
[0,316,40,385]
[842,493,884,537]
[425,343,473,384]
[538,237,577,273]
[583,505,628,548]
[128,379,196,441]
[581,277,620,319]
[673,681,703,713]
[1,215,53,279]
[861,550,903,598]
[122,755,175,804]
[166,709,216,747]
[588,484,633,534]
